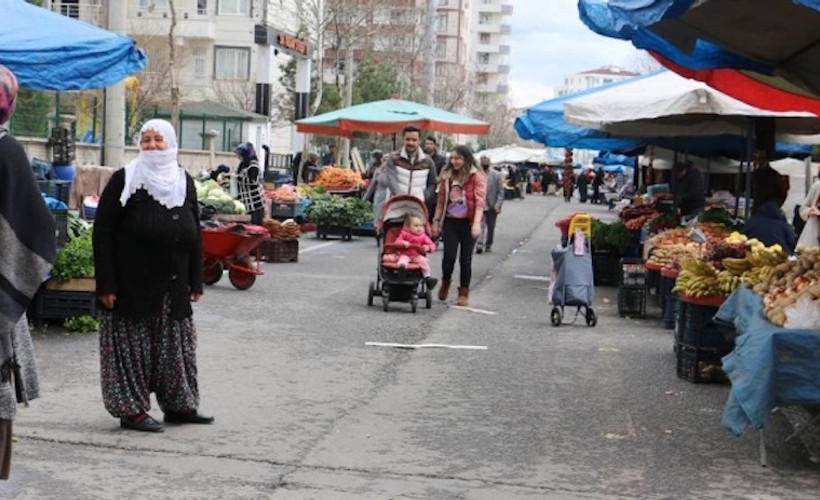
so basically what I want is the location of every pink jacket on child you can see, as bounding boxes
[393,228,436,259]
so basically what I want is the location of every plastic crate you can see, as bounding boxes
[592,249,621,286]
[618,286,646,317]
[52,209,68,249]
[676,297,735,348]
[316,225,353,241]
[269,198,309,220]
[30,289,96,321]
[675,342,731,384]
[620,258,647,287]
[38,179,72,204]
[259,238,299,263]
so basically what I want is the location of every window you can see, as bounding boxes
[479,13,490,24]
[437,13,447,29]
[214,47,250,80]
[197,0,207,15]
[193,48,207,80]
[479,33,491,44]
[139,0,168,11]
[479,52,490,64]
[477,73,488,84]
[218,0,249,15]
[436,43,446,59]
[439,0,449,6]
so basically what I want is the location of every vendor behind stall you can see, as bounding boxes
[672,160,705,218]
[743,160,795,252]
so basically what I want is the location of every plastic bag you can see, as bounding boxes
[784,295,820,329]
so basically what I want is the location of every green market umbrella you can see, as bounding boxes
[296,98,490,137]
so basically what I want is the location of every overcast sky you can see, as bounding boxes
[507,0,638,109]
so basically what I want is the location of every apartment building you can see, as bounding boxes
[471,0,512,111]
[48,0,304,154]
[556,66,639,96]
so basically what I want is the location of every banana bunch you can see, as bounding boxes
[724,231,748,244]
[740,265,775,287]
[673,258,722,297]
[717,270,741,294]
[747,244,787,267]
[722,257,751,276]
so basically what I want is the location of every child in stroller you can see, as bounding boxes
[367,195,438,312]
[384,214,438,290]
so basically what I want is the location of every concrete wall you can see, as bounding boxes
[18,137,238,178]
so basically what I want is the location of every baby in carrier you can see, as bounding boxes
[384,213,438,290]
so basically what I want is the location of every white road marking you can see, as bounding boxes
[450,305,497,315]
[366,342,487,350]
[514,274,551,282]
[299,241,339,253]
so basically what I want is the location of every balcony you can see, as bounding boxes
[477,22,502,34]
[499,44,510,54]
[496,83,509,94]
[477,0,502,14]
[497,64,510,74]
[51,1,104,25]
[129,10,218,40]
[500,24,511,35]
[476,43,501,54]
[502,3,513,15]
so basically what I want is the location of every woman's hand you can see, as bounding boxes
[809,206,820,217]
[471,223,481,240]
[99,293,116,309]
[431,221,440,238]
[190,292,202,303]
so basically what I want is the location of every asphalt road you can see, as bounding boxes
[2,193,819,499]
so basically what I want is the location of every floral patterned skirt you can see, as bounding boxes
[98,296,199,418]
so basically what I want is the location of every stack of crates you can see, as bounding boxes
[617,258,647,318]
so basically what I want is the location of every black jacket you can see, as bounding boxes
[675,167,705,216]
[93,169,203,319]
[743,201,797,253]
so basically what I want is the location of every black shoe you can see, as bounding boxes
[425,277,438,291]
[164,410,215,425]
[475,246,484,254]
[485,246,492,253]
[120,414,164,433]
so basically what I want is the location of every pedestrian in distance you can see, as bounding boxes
[93,119,213,433]
[476,156,503,254]
[300,152,320,185]
[322,144,337,166]
[431,145,487,306]
[797,162,820,250]
[577,167,589,203]
[234,142,265,225]
[423,136,446,180]
[383,213,438,290]
[363,153,389,226]
[0,64,55,479]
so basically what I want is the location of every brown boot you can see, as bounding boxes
[438,280,451,301]
[456,287,469,306]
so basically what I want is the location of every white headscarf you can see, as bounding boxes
[119,119,187,208]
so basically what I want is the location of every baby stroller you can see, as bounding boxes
[549,214,597,327]
[367,195,434,313]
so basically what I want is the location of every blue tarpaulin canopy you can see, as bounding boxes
[0,0,146,90]
[577,0,820,113]
[514,76,813,160]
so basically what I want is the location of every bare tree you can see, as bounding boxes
[168,0,180,130]
[212,80,258,112]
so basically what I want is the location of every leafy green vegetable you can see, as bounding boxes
[591,219,632,253]
[52,230,94,283]
[63,315,99,333]
[305,194,371,227]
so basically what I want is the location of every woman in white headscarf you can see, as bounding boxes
[93,119,212,433]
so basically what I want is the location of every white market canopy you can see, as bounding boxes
[475,145,564,165]
[563,71,820,138]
